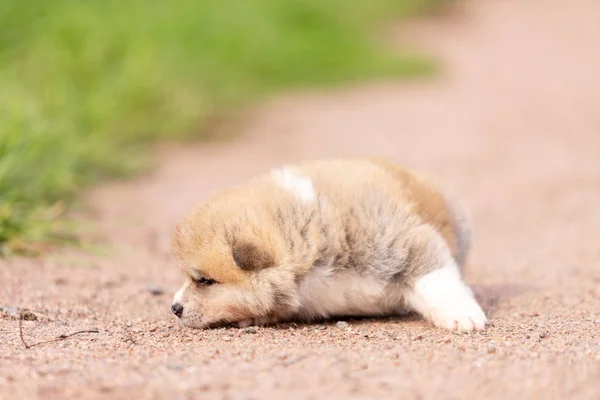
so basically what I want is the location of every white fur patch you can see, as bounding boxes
[405,263,487,332]
[296,267,403,320]
[173,282,188,305]
[272,168,315,203]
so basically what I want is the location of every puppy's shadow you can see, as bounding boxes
[471,283,532,318]
[339,282,531,326]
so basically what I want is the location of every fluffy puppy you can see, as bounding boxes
[171,158,487,332]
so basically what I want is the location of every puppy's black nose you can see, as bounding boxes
[171,303,183,318]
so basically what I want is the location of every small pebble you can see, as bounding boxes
[486,344,497,354]
[223,336,232,342]
[283,356,300,366]
[21,311,37,321]
[244,327,258,334]
[539,332,548,339]
[336,321,349,329]
[147,285,165,296]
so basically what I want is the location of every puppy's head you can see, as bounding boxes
[170,191,297,328]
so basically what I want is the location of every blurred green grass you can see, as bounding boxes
[0,0,443,255]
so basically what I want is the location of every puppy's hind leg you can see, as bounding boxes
[401,225,487,332]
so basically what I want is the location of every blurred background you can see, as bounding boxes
[2,1,600,398]
[0,0,443,255]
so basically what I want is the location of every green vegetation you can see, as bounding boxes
[0,0,443,255]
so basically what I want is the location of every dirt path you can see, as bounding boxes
[2,1,600,399]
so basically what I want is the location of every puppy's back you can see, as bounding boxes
[370,158,472,267]
[291,158,471,267]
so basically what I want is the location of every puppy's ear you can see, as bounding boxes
[232,241,274,271]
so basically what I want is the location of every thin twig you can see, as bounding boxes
[18,314,99,349]
[18,317,29,349]
[56,330,100,340]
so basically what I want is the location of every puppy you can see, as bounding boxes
[171,158,487,332]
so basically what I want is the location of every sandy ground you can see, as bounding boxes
[2,0,600,399]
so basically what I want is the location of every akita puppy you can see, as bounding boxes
[171,158,487,332]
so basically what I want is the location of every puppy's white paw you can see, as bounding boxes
[426,295,487,332]
[236,319,254,328]
[236,316,278,328]
[407,264,488,333]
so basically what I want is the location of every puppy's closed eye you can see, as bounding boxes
[192,276,217,286]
